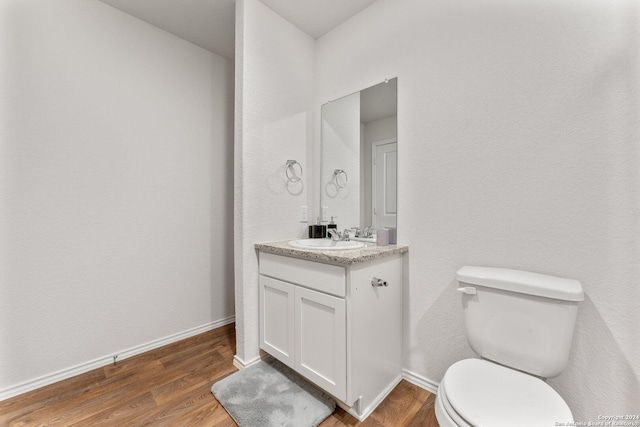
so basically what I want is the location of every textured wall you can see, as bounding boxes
[0,0,235,393]
[316,0,640,420]
[234,0,315,365]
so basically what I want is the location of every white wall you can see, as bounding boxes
[234,0,315,365]
[317,0,640,420]
[0,0,235,397]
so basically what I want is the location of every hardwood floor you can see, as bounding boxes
[0,324,439,426]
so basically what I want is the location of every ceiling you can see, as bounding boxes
[259,0,377,39]
[97,0,378,59]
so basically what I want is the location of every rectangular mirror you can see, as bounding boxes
[320,78,397,241]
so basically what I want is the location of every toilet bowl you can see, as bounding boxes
[435,359,573,427]
[436,266,583,427]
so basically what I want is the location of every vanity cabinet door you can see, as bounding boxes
[294,285,346,401]
[259,276,295,368]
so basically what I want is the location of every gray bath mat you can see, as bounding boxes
[211,357,336,427]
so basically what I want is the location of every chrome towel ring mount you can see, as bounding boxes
[333,169,348,188]
[285,160,303,183]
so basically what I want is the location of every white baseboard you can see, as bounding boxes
[0,315,235,402]
[232,354,263,370]
[337,374,403,422]
[402,368,440,394]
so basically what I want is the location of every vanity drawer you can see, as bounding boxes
[259,252,346,297]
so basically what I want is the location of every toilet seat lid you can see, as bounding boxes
[442,359,573,427]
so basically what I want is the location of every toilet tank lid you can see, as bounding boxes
[456,266,584,302]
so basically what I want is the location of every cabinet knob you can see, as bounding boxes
[371,277,388,287]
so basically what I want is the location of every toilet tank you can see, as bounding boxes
[456,266,584,379]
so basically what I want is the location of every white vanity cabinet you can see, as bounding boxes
[258,248,404,421]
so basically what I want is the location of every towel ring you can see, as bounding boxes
[286,160,303,183]
[333,169,348,188]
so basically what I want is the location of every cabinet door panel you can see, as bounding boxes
[260,276,294,367]
[294,286,346,401]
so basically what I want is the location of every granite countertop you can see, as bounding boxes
[255,240,408,265]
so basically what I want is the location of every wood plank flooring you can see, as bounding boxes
[0,323,439,426]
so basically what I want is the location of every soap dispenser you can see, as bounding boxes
[327,216,338,238]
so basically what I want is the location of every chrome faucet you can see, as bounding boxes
[351,226,375,238]
[328,229,351,241]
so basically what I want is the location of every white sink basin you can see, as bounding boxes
[288,239,365,251]
[351,236,376,243]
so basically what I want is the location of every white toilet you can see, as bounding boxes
[436,266,584,427]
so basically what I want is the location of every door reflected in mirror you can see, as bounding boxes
[320,78,397,240]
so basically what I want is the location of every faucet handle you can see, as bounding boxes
[371,277,388,287]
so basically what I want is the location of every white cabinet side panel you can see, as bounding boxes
[348,254,403,410]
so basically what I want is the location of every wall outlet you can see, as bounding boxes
[321,206,328,222]
[300,206,308,223]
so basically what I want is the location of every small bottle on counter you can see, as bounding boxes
[376,229,389,246]
[327,216,337,238]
